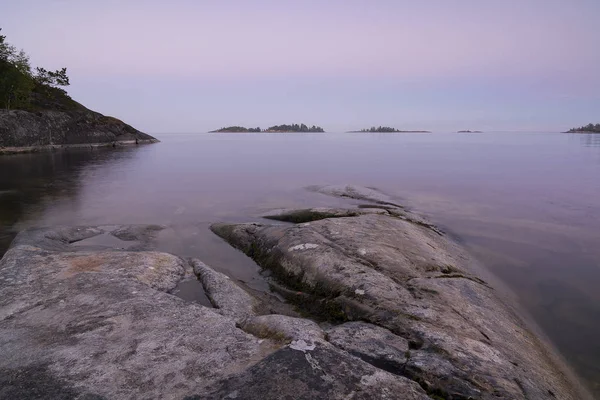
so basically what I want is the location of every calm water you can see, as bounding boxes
[1,132,599,394]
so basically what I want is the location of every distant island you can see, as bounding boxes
[565,123,600,133]
[210,123,324,133]
[457,130,483,133]
[209,126,261,133]
[348,126,430,133]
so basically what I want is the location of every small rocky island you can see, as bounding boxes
[0,185,591,399]
[211,124,324,133]
[209,126,262,133]
[348,126,431,133]
[457,130,483,133]
[0,29,156,154]
[565,123,600,133]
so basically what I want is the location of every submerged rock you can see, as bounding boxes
[262,207,387,223]
[308,184,402,205]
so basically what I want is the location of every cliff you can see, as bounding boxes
[0,109,157,150]
[0,86,157,153]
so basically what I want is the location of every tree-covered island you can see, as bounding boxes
[348,126,430,133]
[565,123,600,133]
[209,126,261,133]
[210,123,324,133]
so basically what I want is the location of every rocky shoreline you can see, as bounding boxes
[0,109,158,154]
[0,139,159,155]
[0,186,592,399]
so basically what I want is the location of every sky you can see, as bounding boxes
[2,0,599,133]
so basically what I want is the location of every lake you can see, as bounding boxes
[1,131,599,395]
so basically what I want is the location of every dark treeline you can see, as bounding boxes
[567,123,600,133]
[210,126,261,133]
[266,124,324,132]
[211,124,324,133]
[0,28,73,111]
[348,126,430,133]
[359,126,401,133]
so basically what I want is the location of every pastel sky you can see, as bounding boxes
[2,0,599,132]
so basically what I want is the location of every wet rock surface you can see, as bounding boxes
[0,187,592,399]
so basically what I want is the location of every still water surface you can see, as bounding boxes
[1,132,599,394]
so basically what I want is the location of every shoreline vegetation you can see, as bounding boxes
[347,126,430,133]
[0,28,155,152]
[210,123,324,133]
[1,27,74,112]
[565,123,600,133]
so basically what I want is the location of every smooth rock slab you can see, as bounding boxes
[212,187,592,400]
[0,224,437,400]
[0,226,272,399]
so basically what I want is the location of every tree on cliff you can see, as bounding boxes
[34,67,70,89]
[0,28,70,110]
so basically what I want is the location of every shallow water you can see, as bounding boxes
[70,232,136,251]
[170,278,213,308]
[0,132,599,394]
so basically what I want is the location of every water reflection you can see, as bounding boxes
[0,148,139,254]
[0,132,599,396]
[572,132,600,148]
